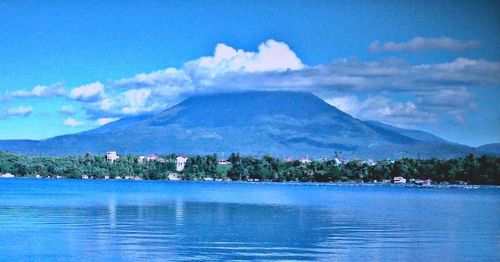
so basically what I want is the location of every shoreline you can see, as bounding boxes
[1,152,497,185]
[0,176,492,188]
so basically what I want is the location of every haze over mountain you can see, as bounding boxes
[0,91,494,159]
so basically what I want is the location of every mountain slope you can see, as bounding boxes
[365,121,447,142]
[0,91,480,159]
[476,143,500,156]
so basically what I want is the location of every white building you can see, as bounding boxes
[176,156,188,172]
[147,154,157,161]
[218,160,230,165]
[137,156,145,164]
[168,172,180,181]
[106,151,119,163]
[299,157,312,164]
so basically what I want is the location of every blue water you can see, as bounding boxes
[0,179,498,261]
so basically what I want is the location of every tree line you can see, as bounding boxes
[0,152,498,185]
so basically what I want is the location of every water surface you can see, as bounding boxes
[0,179,498,261]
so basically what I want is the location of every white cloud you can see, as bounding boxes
[8,84,65,98]
[4,106,33,117]
[325,96,362,116]
[327,95,436,127]
[369,37,479,52]
[115,67,194,99]
[325,88,477,127]
[414,87,476,123]
[121,88,154,114]
[96,117,119,126]
[69,82,105,101]
[359,97,435,126]
[186,39,304,76]
[59,105,76,115]
[413,58,500,86]
[83,87,164,118]
[91,46,497,124]
[63,117,84,127]
[189,57,500,93]
[11,39,498,127]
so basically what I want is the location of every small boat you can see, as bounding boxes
[414,179,432,186]
[0,173,15,178]
[393,176,406,184]
[422,179,432,186]
[414,179,424,185]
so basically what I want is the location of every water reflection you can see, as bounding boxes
[108,198,116,229]
[0,179,498,261]
[175,198,184,226]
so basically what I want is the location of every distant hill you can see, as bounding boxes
[476,143,500,156]
[0,91,492,159]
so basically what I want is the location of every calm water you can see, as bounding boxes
[0,179,498,261]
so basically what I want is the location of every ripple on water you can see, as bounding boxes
[0,180,498,261]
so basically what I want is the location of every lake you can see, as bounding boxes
[0,179,498,261]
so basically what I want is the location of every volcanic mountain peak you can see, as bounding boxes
[0,90,485,159]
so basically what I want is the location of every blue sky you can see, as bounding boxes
[0,0,499,146]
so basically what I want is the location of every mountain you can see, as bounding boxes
[365,121,446,142]
[476,143,500,156]
[0,91,486,159]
